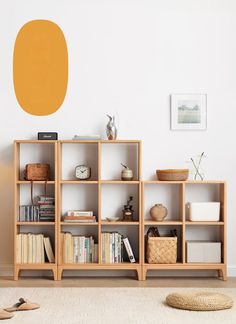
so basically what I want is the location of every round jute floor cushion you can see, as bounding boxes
[166,292,233,311]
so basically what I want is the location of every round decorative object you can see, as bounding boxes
[156,169,189,181]
[166,291,233,311]
[121,168,133,181]
[75,165,91,180]
[150,204,168,221]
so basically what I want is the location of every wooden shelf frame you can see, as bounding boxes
[14,140,58,280]
[141,181,227,280]
[14,140,226,282]
[57,140,142,280]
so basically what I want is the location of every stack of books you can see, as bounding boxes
[63,210,96,223]
[101,232,135,263]
[18,205,39,222]
[38,195,55,222]
[16,233,55,264]
[61,232,98,263]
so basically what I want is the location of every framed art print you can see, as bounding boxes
[171,94,207,130]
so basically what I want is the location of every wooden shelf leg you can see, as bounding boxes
[218,267,227,281]
[141,267,147,281]
[57,268,63,281]
[136,268,142,281]
[52,268,58,281]
[14,267,20,281]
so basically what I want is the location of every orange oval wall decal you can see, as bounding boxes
[13,20,68,116]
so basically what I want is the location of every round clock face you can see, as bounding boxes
[75,165,91,180]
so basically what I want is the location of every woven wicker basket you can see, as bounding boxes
[146,237,177,264]
[156,169,189,181]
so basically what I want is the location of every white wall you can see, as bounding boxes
[0,0,236,276]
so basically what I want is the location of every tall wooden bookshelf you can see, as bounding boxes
[13,140,227,281]
[14,140,58,280]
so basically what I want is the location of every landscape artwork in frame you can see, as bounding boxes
[171,94,207,130]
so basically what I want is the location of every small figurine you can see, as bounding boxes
[106,115,117,140]
[122,196,134,221]
[121,163,133,181]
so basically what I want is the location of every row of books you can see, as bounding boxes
[62,232,98,263]
[16,233,55,264]
[101,232,135,263]
[63,210,96,223]
[18,195,55,222]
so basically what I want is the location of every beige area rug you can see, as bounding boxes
[0,288,235,324]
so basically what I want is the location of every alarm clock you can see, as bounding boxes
[75,165,91,180]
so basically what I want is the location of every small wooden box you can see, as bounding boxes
[186,241,221,263]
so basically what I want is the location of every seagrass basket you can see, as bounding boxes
[146,236,177,264]
[156,169,189,181]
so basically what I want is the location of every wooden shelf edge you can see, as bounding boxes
[17,222,55,225]
[144,221,182,225]
[185,221,224,225]
[101,221,139,225]
[60,222,98,226]
[16,181,55,184]
[143,180,226,184]
[15,263,57,268]
[58,263,140,269]
[60,180,98,184]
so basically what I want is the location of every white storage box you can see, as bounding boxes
[186,241,221,263]
[186,202,220,221]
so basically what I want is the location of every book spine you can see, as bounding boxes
[123,237,135,263]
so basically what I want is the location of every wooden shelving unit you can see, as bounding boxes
[57,140,142,280]
[14,140,227,281]
[141,181,227,281]
[14,140,58,280]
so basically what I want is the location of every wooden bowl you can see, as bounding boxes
[156,169,189,181]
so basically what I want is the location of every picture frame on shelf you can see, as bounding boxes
[170,94,207,130]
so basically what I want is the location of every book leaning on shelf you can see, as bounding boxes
[101,232,136,263]
[16,233,55,264]
[61,232,98,263]
[63,210,96,223]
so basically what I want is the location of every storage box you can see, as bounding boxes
[186,241,221,263]
[186,202,220,221]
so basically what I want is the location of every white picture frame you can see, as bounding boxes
[171,94,207,130]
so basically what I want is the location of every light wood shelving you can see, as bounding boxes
[14,140,58,280]
[57,140,142,280]
[14,140,227,281]
[141,181,227,281]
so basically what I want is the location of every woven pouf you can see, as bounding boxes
[166,292,233,311]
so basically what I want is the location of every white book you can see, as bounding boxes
[94,244,98,263]
[16,234,21,263]
[79,237,85,263]
[43,237,55,263]
[114,233,118,263]
[28,234,33,263]
[123,237,136,263]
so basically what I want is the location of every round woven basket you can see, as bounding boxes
[156,169,189,181]
[166,291,233,311]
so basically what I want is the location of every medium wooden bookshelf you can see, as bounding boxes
[57,140,142,280]
[14,140,227,281]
